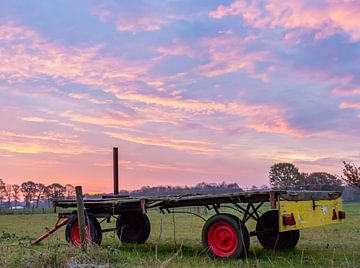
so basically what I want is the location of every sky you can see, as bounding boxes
[0,0,360,193]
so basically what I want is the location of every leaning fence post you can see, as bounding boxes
[75,186,87,251]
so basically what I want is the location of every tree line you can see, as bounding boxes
[0,180,75,209]
[130,181,245,197]
[1,160,359,208]
[268,161,360,190]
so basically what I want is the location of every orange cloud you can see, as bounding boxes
[115,92,226,114]
[0,130,76,142]
[20,116,58,123]
[209,0,360,41]
[104,131,216,154]
[0,130,92,154]
[20,115,88,132]
[60,110,140,128]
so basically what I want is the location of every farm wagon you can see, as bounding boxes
[32,149,346,259]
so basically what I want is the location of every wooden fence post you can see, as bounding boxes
[75,186,87,251]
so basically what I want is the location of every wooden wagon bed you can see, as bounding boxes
[53,190,342,216]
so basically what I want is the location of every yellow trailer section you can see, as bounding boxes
[278,194,345,232]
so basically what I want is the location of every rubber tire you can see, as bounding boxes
[256,210,300,250]
[116,212,151,244]
[202,214,250,259]
[65,214,102,246]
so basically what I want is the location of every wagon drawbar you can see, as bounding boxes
[32,148,346,259]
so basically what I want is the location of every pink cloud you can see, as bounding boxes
[156,39,199,58]
[339,101,360,110]
[60,110,141,128]
[116,17,167,32]
[92,6,168,33]
[197,34,271,80]
[114,92,304,136]
[92,7,112,23]
[154,34,272,81]
[332,87,360,96]
[68,93,112,105]
[288,68,354,86]
[0,23,150,88]
[209,0,360,41]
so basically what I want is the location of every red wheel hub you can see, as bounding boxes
[70,222,91,247]
[207,221,238,257]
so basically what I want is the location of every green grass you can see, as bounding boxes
[0,203,359,267]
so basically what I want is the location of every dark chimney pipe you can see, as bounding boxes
[113,147,119,195]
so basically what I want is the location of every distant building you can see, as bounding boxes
[10,206,24,210]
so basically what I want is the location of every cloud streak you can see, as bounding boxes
[104,131,216,154]
[0,130,91,154]
[115,92,303,136]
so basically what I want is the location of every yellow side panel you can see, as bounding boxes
[278,197,344,232]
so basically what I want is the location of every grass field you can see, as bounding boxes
[0,203,359,268]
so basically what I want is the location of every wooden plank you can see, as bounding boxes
[75,186,87,251]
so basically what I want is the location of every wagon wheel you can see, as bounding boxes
[202,214,250,259]
[116,211,151,244]
[65,214,102,246]
[256,210,300,250]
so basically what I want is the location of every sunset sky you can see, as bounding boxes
[0,0,360,193]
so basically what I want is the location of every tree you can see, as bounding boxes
[269,163,304,189]
[4,184,12,208]
[65,184,75,199]
[11,184,21,207]
[34,183,46,208]
[21,181,37,208]
[304,172,343,191]
[0,179,5,209]
[43,185,52,208]
[342,161,360,188]
[47,183,66,200]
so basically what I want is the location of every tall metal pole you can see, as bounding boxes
[113,147,119,195]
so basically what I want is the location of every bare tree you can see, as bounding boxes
[12,184,21,207]
[342,161,360,188]
[4,184,12,208]
[0,179,5,209]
